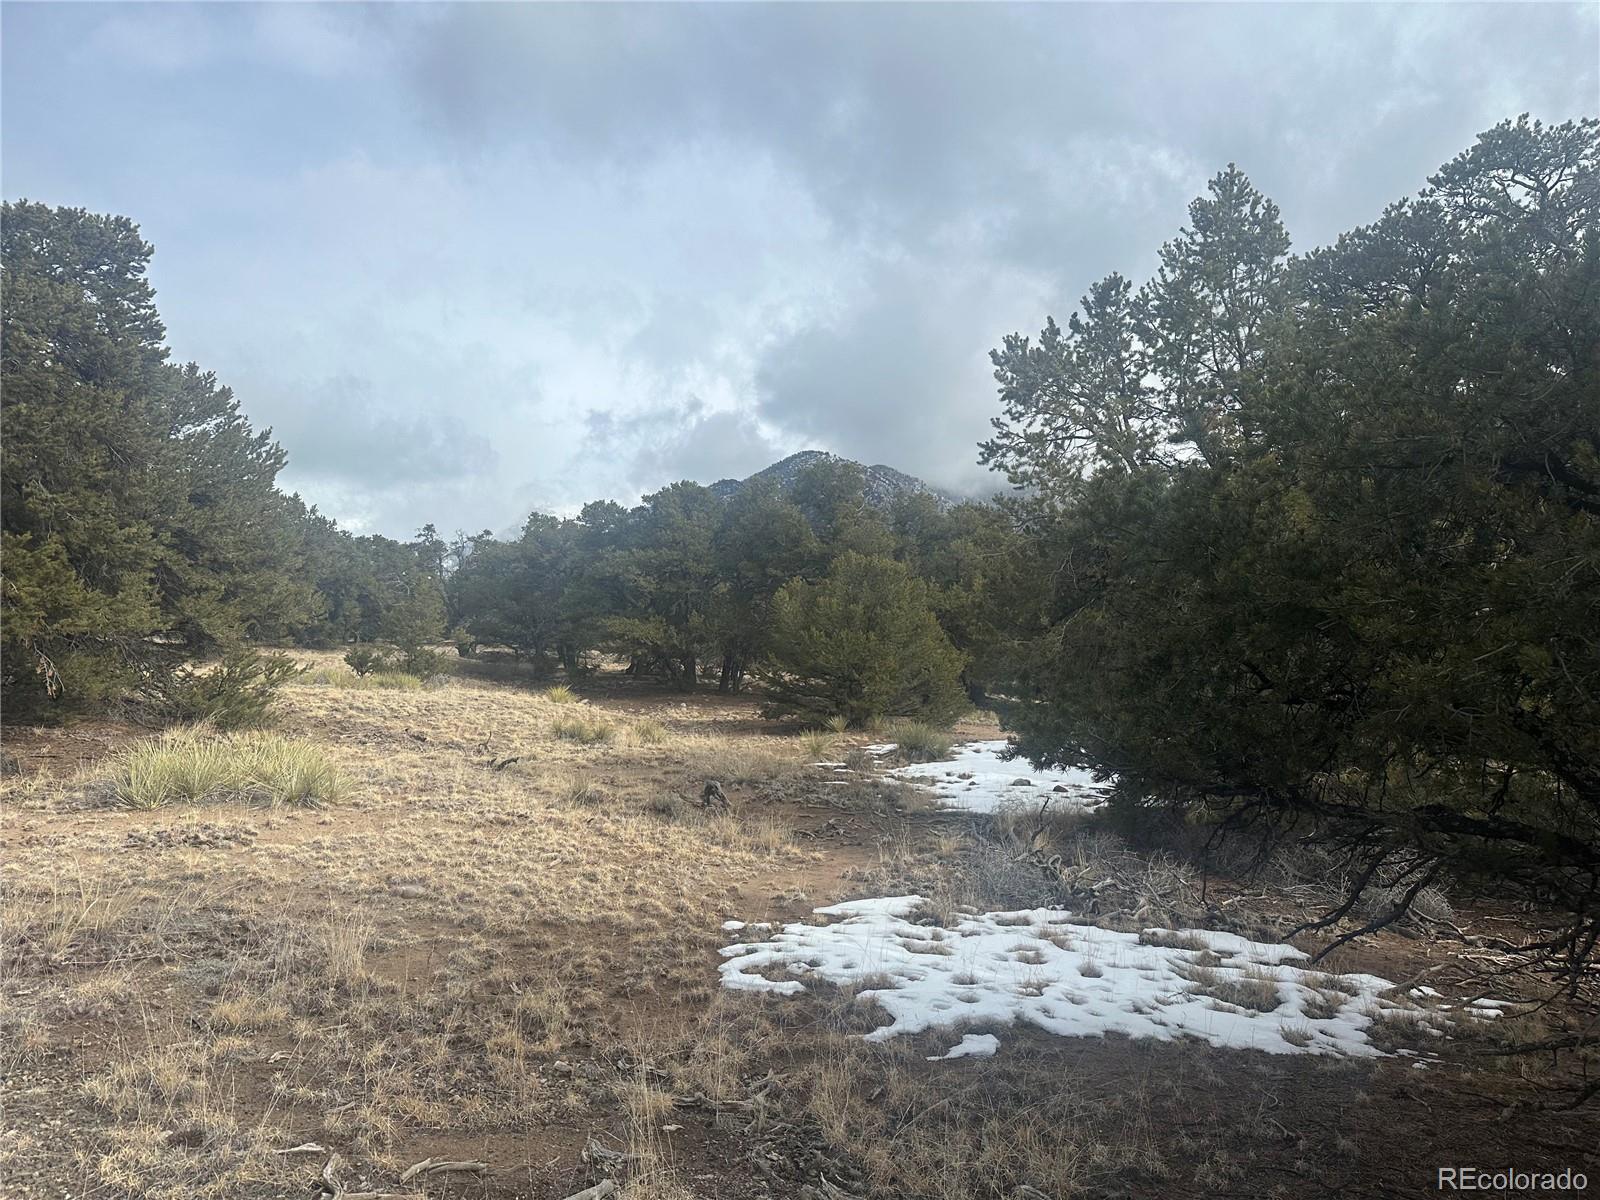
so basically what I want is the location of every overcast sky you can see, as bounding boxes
[4,3,1596,537]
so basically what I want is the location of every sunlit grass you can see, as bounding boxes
[110,730,348,808]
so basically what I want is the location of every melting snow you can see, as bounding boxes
[870,740,1110,814]
[719,895,1405,1058]
[928,1033,1000,1060]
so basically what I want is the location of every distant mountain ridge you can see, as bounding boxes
[706,450,961,510]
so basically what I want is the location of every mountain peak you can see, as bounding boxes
[706,450,959,509]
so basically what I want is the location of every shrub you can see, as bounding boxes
[136,648,302,730]
[757,552,967,727]
[110,731,346,808]
[343,645,387,677]
[391,645,445,678]
[345,640,441,680]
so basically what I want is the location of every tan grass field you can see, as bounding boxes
[2,653,1594,1199]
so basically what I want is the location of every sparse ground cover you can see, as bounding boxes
[2,654,1595,1199]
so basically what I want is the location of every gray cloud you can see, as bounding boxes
[263,373,496,489]
[5,2,1595,536]
[583,399,791,499]
[754,256,1046,496]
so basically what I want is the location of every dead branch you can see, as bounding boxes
[398,1157,490,1182]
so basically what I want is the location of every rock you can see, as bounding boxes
[389,884,428,899]
[1011,778,1034,787]
[1052,784,1072,793]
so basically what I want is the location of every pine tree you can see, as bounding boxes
[2,202,318,717]
[759,552,966,726]
[984,118,1600,977]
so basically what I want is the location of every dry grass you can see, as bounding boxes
[302,667,422,690]
[1,651,1579,1199]
[799,729,837,760]
[108,728,347,808]
[1181,964,1284,1013]
[665,993,1174,1200]
[551,711,617,743]
[886,720,954,763]
[0,656,834,1196]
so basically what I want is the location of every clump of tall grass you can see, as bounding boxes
[368,671,424,690]
[887,721,953,763]
[628,718,669,746]
[108,730,348,809]
[799,730,837,761]
[544,684,580,704]
[551,713,616,744]
[555,773,607,805]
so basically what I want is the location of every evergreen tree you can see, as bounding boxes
[984,117,1600,975]
[595,483,723,690]
[1,202,318,717]
[708,481,819,692]
[759,551,966,726]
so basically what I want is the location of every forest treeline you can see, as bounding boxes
[3,117,1597,985]
[0,197,1012,723]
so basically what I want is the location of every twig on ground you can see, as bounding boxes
[398,1157,490,1182]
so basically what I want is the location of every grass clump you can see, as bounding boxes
[557,773,607,805]
[629,718,669,745]
[551,713,616,744]
[110,730,348,809]
[799,730,837,761]
[544,684,580,704]
[366,671,423,690]
[1182,964,1283,1013]
[888,721,953,763]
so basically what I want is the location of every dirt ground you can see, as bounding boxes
[2,654,1595,1199]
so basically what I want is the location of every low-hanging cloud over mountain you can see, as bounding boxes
[4,2,1595,535]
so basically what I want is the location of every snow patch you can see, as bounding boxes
[719,896,1400,1058]
[928,1033,1000,1060]
[875,740,1110,814]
